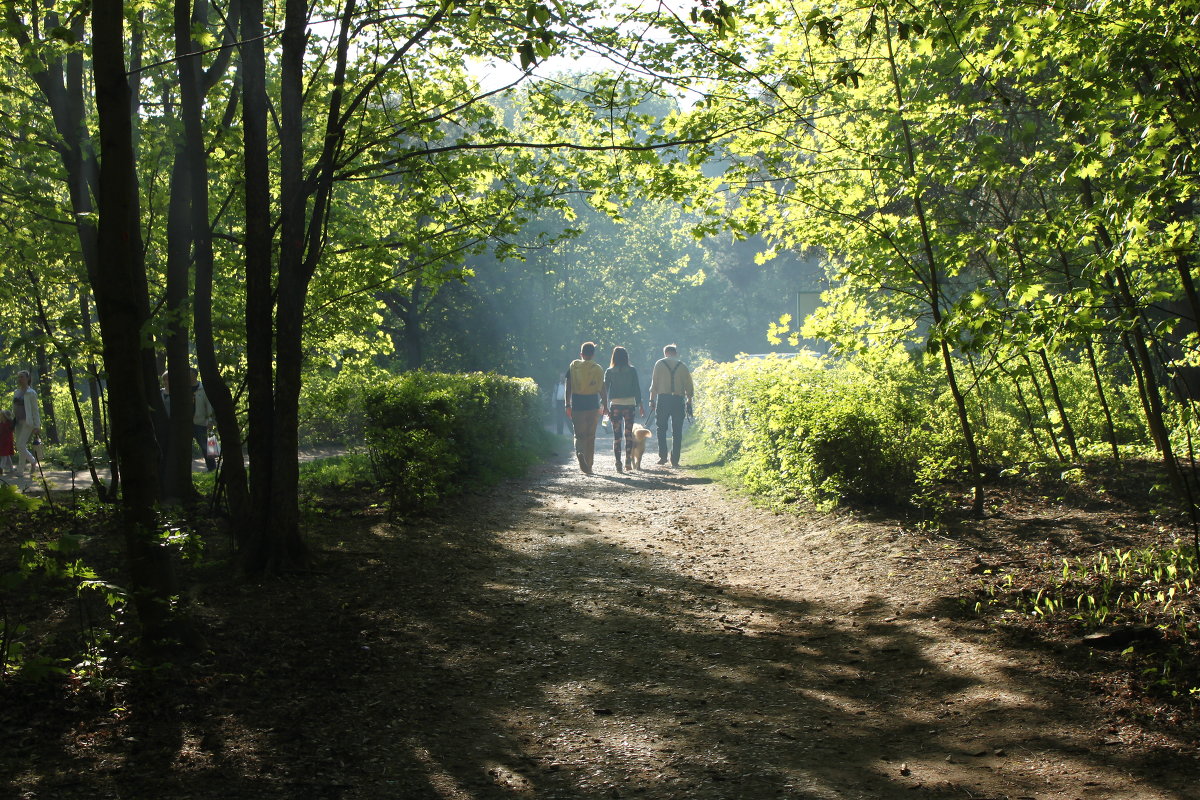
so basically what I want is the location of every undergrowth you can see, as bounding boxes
[972,542,1200,702]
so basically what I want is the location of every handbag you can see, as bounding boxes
[206,434,220,458]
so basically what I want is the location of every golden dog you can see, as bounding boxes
[630,423,653,470]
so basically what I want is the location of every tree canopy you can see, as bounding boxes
[0,0,1197,642]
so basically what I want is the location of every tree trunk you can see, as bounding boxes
[71,290,107,444]
[1037,349,1080,461]
[241,0,311,573]
[163,118,195,502]
[27,271,105,490]
[239,0,275,553]
[1021,353,1067,462]
[1083,178,1184,491]
[381,287,424,370]
[31,340,59,449]
[92,0,185,648]
[1084,339,1121,463]
[995,356,1049,460]
[177,0,253,525]
[63,356,105,491]
[882,7,983,514]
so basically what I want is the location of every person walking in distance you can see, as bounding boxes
[604,346,644,473]
[12,370,41,477]
[565,341,607,475]
[648,344,694,467]
[190,369,217,471]
[554,375,571,436]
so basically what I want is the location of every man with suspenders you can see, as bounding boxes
[648,344,694,467]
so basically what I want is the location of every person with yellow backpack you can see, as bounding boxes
[564,341,607,475]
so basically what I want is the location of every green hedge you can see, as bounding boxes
[362,371,549,512]
[695,352,951,508]
[298,363,389,448]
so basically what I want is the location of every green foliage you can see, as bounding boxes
[0,483,41,513]
[2,524,127,686]
[968,348,1151,464]
[697,340,1161,511]
[298,452,375,496]
[362,371,551,512]
[298,362,392,448]
[695,351,950,508]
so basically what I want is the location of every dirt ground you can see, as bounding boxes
[3,443,1199,799]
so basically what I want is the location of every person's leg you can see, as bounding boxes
[556,403,565,435]
[657,396,684,465]
[572,410,587,470]
[15,422,35,474]
[656,405,670,463]
[621,408,636,468]
[611,407,626,470]
[573,409,600,473]
[669,401,684,465]
[194,425,216,471]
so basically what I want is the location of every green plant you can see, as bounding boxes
[0,483,41,513]
[298,452,375,496]
[973,541,1200,700]
[695,349,950,508]
[362,371,551,512]
[2,531,129,686]
[298,362,391,448]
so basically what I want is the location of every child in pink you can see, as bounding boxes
[0,409,14,473]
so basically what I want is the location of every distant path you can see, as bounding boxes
[7,445,349,494]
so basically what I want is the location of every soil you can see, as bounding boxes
[2,445,1199,799]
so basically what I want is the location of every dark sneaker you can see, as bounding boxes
[657,457,668,465]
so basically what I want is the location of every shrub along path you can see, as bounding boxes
[5,445,1198,799]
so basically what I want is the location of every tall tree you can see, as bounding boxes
[91,0,183,646]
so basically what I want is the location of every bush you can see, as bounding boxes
[362,371,550,512]
[696,351,953,508]
[298,363,390,448]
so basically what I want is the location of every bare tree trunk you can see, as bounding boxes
[381,287,425,370]
[1020,352,1067,461]
[1037,349,1080,461]
[882,7,983,514]
[63,356,105,492]
[163,119,195,502]
[995,356,1049,461]
[1082,177,1184,492]
[239,0,275,554]
[1084,339,1121,463]
[92,0,188,648]
[77,291,105,443]
[177,0,252,523]
[28,271,99,487]
[32,339,60,448]
[255,0,319,572]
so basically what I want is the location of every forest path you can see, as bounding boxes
[14,444,1197,799]
[302,446,1195,800]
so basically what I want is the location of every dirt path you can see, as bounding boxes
[12,448,1198,799]
[306,451,1196,800]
